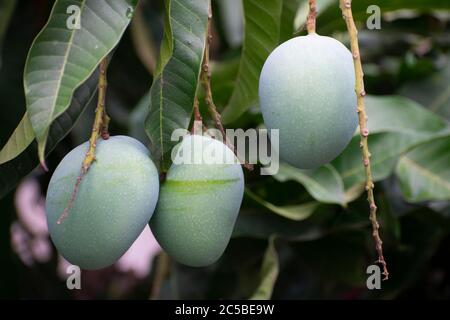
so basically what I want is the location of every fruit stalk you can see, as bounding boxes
[306,0,317,34]
[339,0,388,279]
[193,97,202,123]
[200,0,253,170]
[57,58,110,225]
[200,2,226,143]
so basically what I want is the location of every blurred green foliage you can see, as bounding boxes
[0,0,449,299]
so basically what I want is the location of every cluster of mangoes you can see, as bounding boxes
[45,34,357,270]
[46,134,244,269]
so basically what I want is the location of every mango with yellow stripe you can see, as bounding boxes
[150,134,244,267]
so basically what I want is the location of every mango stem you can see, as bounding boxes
[200,0,253,171]
[57,58,110,225]
[339,0,388,280]
[306,0,317,34]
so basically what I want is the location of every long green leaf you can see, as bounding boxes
[221,0,284,124]
[245,188,319,221]
[250,236,279,300]
[0,66,99,199]
[24,0,137,163]
[396,135,450,202]
[145,0,209,171]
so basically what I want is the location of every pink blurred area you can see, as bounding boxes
[11,177,161,280]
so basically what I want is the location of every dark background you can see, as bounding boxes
[1,0,450,299]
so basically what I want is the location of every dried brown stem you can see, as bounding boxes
[200,1,253,171]
[56,58,110,225]
[339,0,388,280]
[306,0,317,34]
[150,252,171,300]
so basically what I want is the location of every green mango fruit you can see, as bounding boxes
[259,34,358,169]
[45,135,159,269]
[150,134,244,267]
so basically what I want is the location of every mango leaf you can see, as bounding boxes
[245,188,319,221]
[250,236,279,300]
[333,95,450,190]
[396,135,450,202]
[0,114,34,165]
[362,96,449,134]
[274,163,346,206]
[145,0,209,171]
[0,67,100,199]
[24,0,137,163]
[221,0,284,124]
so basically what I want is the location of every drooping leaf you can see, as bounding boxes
[0,66,100,199]
[396,135,450,202]
[221,0,284,124]
[24,0,137,163]
[145,0,209,171]
[245,188,319,221]
[250,236,279,300]
[333,95,450,190]
[0,114,34,165]
[362,96,449,135]
[274,163,346,206]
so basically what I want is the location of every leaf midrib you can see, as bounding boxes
[30,0,87,139]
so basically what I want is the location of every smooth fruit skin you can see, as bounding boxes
[45,136,159,269]
[259,34,358,169]
[150,135,244,267]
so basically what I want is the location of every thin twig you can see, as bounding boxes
[57,58,110,225]
[339,0,388,280]
[200,1,253,171]
[150,252,171,300]
[193,98,202,122]
[191,97,203,135]
[306,0,317,34]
